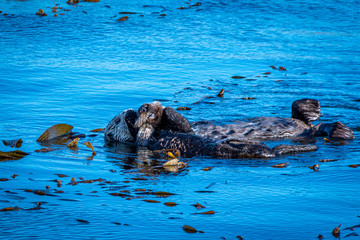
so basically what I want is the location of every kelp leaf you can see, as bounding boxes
[217,89,225,98]
[231,76,246,79]
[0,150,29,161]
[176,107,191,111]
[83,141,96,155]
[193,210,215,215]
[154,191,176,197]
[67,138,79,149]
[37,124,73,142]
[76,219,90,224]
[143,200,161,203]
[55,174,68,178]
[202,167,214,171]
[164,202,178,207]
[332,224,341,238]
[182,225,197,233]
[271,163,289,168]
[0,207,21,212]
[349,164,360,168]
[90,128,104,132]
[192,202,206,209]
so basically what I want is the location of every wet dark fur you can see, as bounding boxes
[148,130,275,158]
[104,99,354,159]
[158,107,193,133]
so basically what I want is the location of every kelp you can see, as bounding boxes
[37,124,73,142]
[217,89,225,98]
[332,224,341,238]
[67,138,79,149]
[164,202,178,207]
[83,141,96,155]
[182,225,197,233]
[0,150,28,161]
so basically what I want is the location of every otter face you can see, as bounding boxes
[135,102,163,146]
[135,102,163,129]
[292,99,321,125]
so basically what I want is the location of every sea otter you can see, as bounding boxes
[104,99,354,158]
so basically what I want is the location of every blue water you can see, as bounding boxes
[1,0,360,239]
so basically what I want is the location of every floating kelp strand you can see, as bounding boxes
[55,174,69,178]
[182,225,197,233]
[202,167,214,171]
[90,128,104,132]
[192,210,215,215]
[271,162,289,168]
[164,202,178,207]
[348,164,360,168]
[119,12,137,14]
[231,76,246,79]
[0,206,21,212]
[153,191,176,197]
[117,16,128,21]
[76,219,89,224]
[176,107,191,111]
[143,199,161,203]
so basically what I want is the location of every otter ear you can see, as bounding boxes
[292,99,321,125]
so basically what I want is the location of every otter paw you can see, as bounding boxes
[328,121,355,139]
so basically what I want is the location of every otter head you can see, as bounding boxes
[135,102,163,146]
[292,99,321,125]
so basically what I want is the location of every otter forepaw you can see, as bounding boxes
[328,121,355,139]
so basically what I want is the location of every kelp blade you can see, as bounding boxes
[37,124,73,142]
[0,150,29,161]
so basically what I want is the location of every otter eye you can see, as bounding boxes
[139,106,148,113]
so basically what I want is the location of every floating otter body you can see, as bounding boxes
[104,99,354,158]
